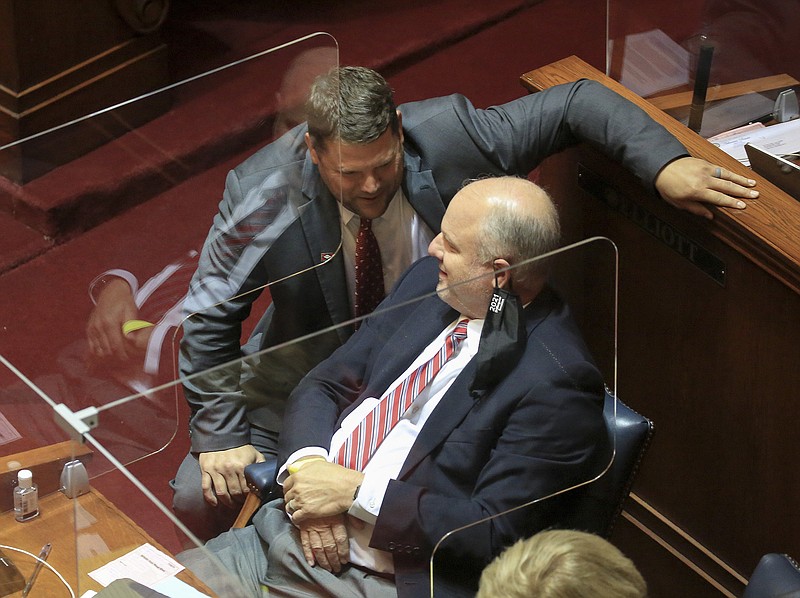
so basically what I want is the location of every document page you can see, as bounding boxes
[709,119,800,164]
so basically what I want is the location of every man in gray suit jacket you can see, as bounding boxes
[173,66,757,540]
[178,176,611,597]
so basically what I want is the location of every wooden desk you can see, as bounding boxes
[0,488,212,597]
[521,57,800,597]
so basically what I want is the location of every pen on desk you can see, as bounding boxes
[21,543,51,598]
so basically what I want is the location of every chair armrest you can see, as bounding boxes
[743,553,800,597]
[244,458,278,500]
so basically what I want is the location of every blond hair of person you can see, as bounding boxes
[476,529,647,598]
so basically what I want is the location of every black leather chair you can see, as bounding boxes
[234,390,654,535]
[561,390,654,537]
[743,553,800,598]
[594,390,654,537]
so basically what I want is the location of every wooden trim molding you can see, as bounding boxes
[622,494,748,596]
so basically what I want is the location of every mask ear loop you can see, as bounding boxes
[493,261,513,292]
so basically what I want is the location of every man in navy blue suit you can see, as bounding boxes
[179,176,610,597]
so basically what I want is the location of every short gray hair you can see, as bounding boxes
[473,178,561,288]
[305,66,399,149]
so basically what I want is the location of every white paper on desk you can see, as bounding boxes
[612,29,690,97]
[89,543,184,588]
[79,578,209,598]
[711,118,800,164]
[708,122,765,142]
[690,93,776,138]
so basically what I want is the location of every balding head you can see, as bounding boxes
[428,176,560,317]
[466,177,560,287]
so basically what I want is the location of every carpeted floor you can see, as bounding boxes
[0,0,608,555]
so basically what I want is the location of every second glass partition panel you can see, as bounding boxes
[162,235,617,597]
[607,0,800,139]
[430,236,618,597]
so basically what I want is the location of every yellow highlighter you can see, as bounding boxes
[122,319,155,336]
[288,456,325,475]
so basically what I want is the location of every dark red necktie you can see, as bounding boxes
[334,319,469,471]
[354,218,385,318]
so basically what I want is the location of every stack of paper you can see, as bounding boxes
[708,119,800,165]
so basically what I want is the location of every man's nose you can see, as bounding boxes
[361,172,379,194]
[428,233,443,258]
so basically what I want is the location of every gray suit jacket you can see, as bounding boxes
[180,79,686,454]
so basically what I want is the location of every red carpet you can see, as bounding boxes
[0,0,543,249]
[0,0,607,555]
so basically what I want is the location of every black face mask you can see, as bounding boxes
[469,275,526,398]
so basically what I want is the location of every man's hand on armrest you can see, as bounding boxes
[199,445,265,508]
[655,156,759,220]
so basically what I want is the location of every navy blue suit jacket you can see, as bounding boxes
[277,257,610,597]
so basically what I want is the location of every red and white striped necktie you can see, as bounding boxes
[335,319,469,471]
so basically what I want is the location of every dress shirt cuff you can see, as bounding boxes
[277,447,329,485]
[88,269,139,304]
[347,471,390,525]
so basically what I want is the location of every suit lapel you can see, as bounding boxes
[300,159,353,342]
[398,288,559,479]
[403,152,445,234]
[367,296,457,397]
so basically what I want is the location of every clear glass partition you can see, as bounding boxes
[429,237,617,597]
[146,237,616,597]
[607,0,800,144]
[0,33,339,596]
[1,29,619,597]
[1,230,616,598]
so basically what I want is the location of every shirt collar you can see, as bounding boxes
[341,187,404,233]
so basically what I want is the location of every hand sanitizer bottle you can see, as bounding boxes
[14,469,39,522]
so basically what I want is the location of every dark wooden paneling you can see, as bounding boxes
[0,0,170,183]
[522,57,800,596]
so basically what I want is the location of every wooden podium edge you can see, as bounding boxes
[520,55,800,295]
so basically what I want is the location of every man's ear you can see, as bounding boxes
[493,258,512,289]
[305,132,320,165]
